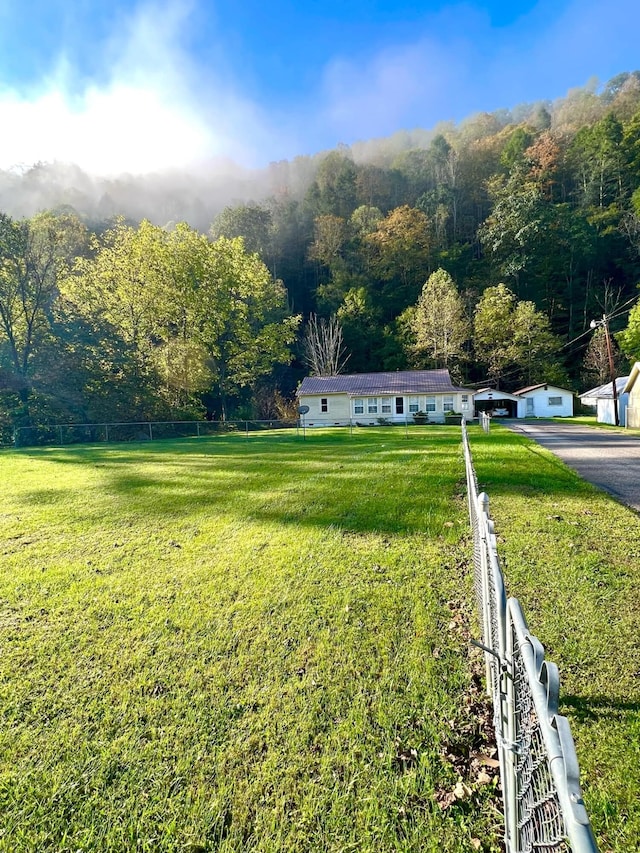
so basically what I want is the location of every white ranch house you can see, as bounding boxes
[297,370,474,425]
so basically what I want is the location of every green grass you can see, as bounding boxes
[0,427,501,853]
[2,425,638,853]
[468,424,640,853]
[555,415,640,435]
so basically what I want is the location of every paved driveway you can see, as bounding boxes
[506,421,640,512]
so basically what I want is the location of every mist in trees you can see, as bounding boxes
[3,72,640,435]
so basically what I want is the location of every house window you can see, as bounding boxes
[408,396,419,413]
[425,396,436,413]
[353,398,364,415]
[381,398,392,414]
[321,398,328,413]
[548,396,562,406]
[461,394,470,410]
[443,396,454,412]
[367,397,379,414]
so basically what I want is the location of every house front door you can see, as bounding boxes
[526,397,534,416]
[395,397,404,415]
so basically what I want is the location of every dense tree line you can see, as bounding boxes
[0,215,298,439]
[3,73,640,437]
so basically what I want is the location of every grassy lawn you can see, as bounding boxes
[554,415,640,435]
[1,425,637,853]
[468,424,640,853]
[0,427,500,853]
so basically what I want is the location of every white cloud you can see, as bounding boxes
[315,11,482,144]
[0,0,271,175]
[313,0,640,149]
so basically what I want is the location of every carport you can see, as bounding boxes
[473,388,524,418]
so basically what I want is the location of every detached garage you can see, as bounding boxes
[514,383,574,418]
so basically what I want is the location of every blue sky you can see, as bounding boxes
[0,0,638,174]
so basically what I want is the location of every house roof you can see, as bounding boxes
[474,388,522,402]
[623,362,640,394]
[580,377,629,400]
[298,369,473,397]
[513,382,573,396]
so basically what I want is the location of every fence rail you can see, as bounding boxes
[462,420,599,853]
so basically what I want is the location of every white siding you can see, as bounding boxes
[628,391,640,428]
[520,387,573,418]
[597,394,628,426]
[298,390,477,425]
[626,367,640,428]
[299,394,350,424]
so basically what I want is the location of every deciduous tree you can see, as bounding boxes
[409,269,469,369]
[303,313,347,376]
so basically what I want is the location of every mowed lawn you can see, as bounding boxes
[0,428,501,853]
[468,425,640,853]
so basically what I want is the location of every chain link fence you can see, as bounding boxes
[9,417,447,447]
[462,420,599,853]
[11,419,298,447]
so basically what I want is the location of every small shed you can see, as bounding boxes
[473,388,526,418]
[623,363,640,428]
[580,377,629,426]
[514,383,574,418]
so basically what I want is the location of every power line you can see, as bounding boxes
[560,297,637,350]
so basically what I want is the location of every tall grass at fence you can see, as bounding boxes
[466,423,640,853]
[0,427,502,853]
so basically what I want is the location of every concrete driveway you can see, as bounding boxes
[506,420,640,512]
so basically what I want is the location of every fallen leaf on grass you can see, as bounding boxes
[454,781,472,800]
[436,790,457,810]
[476,753,500,769]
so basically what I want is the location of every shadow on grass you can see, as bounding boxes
[561,694,640,723]
[9,428,468,537]
[465,427,604,501]
[13,424,626,537]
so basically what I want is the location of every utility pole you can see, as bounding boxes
[591,314,619,426]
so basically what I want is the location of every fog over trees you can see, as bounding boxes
[2,72,640,438]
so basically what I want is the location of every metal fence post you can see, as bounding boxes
[504,606,518,853]
[477,493,493,696]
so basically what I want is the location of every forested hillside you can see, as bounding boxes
[2,72,640,436]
